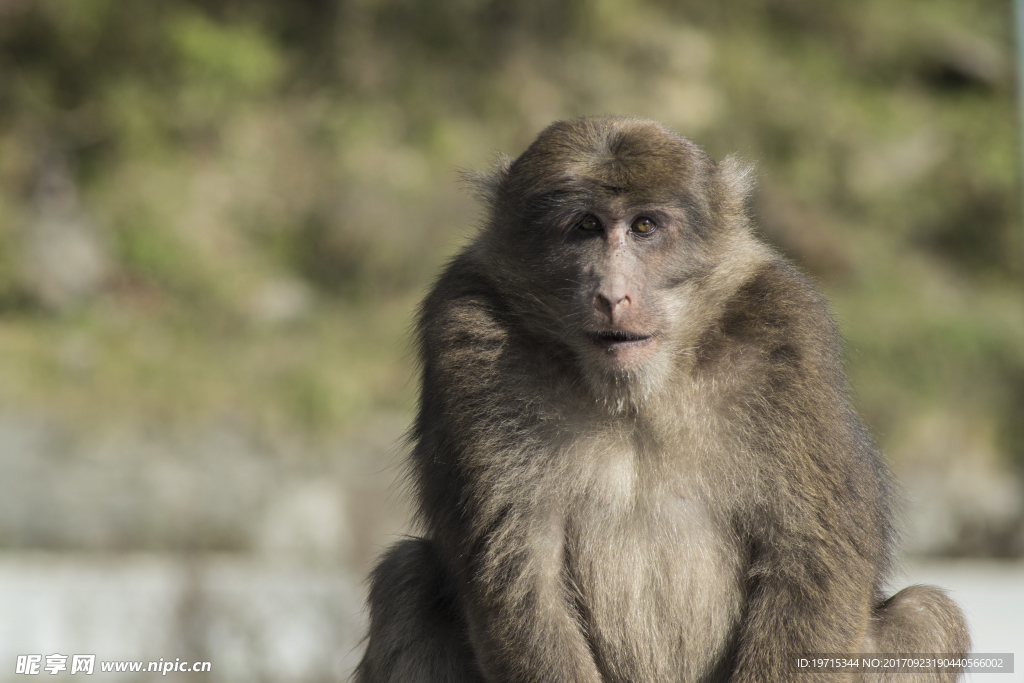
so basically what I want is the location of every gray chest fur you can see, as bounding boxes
[561,437,745,683]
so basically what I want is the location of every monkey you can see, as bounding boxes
[354,116,970,682]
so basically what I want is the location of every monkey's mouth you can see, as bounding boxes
[588,330,654,352]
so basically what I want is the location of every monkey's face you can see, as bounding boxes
[526,193,707,412]
[482,117,734,411]
[551,199,686,371]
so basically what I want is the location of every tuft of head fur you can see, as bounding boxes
[461,153,512,209]
[713,154,756,219]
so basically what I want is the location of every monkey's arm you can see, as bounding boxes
[413,284,603,683]
[729,393,889,681]
[415,433,604,683]
[712,263,892,682]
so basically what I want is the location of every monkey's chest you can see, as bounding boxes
[566,489,744,682]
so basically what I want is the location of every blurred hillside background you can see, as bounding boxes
[0,0,1022,680]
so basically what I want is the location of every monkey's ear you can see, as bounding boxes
[715,154,756,207]
[461,153,513,207]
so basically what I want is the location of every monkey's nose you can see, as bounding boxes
[594,290,632,324]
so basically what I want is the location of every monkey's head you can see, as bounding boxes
[471,116,758,412]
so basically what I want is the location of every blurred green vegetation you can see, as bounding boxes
[0,0,1021,468]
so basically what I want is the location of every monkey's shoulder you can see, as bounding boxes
[692,257,872,461]
[417,261,508,364]
[697,257,842,377]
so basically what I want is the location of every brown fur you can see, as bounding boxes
[354,116,969,682]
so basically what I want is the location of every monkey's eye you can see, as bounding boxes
[576,215,602,232]
[632,217,657,235]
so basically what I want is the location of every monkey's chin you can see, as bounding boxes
[581,334,663,414]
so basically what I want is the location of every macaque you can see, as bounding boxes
[354,116,970,682]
